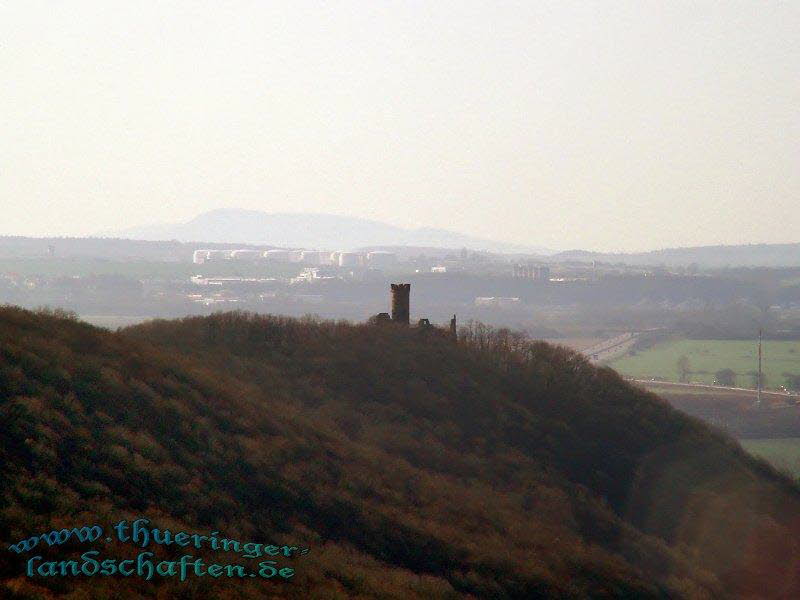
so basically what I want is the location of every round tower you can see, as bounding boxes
[390,283,410,325]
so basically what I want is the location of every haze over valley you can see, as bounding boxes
[2,2,799,598]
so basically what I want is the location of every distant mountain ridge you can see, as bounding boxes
[553,242,800,268]
[110,208,551,254]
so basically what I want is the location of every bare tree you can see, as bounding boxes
[677,355,691,383]
[715,368,736,387]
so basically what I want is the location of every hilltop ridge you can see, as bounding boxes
[2,307,800,598]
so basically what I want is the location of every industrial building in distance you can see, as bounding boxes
[193,248,398,268]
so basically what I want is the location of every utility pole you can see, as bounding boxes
[756,328,763,408]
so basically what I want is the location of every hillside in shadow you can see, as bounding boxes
[2,307,800,598]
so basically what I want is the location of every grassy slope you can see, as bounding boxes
[2,308,800,598]
[609,339,800,389]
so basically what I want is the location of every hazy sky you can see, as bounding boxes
[1,1,797,252]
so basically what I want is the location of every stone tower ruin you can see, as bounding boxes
[390,283,410,325]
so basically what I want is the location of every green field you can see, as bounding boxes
[741,438,800,478]
[609,338,800,390]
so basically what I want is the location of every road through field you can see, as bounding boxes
[627,378,797,399]
[610,339,800,389]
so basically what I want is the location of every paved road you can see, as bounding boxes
[584,333,637,363]
[628,378,797,399]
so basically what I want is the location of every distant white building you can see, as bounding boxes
[474,297,521,308]
[431,266,447,273]
[203,249,231,261]
[513,265,550,281]
[263,249,293,262]
[300,250,326,265]
[230,249,263,261]
[338,252,363,267]
[291,267,339,284]
[190,276,278,287]
[192,249,210,264]
[367,251,397,268]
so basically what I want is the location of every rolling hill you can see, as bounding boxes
[554,243,800,268]
[3,307,800,598]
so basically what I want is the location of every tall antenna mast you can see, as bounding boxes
[757,328,763,408]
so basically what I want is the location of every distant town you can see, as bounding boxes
[2,236,799,344]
